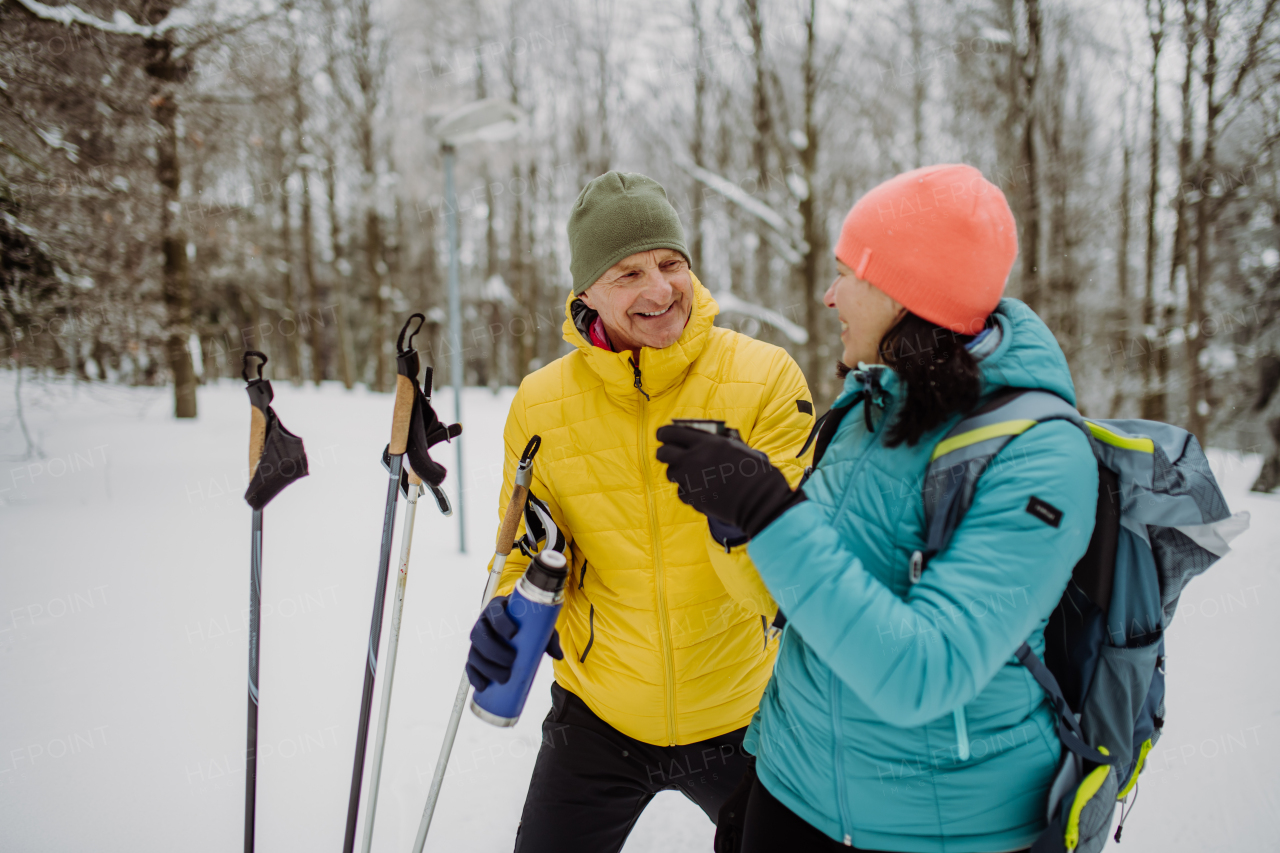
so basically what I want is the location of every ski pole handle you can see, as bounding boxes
[249,407,267,477]
[496,436,541,557]
[496,480,528,557]
[390,372,416,456]
[244,351,269,477]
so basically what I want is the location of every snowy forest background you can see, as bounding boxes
[4,0,1280,489]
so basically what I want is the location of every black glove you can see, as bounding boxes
[655,425,806,538]
[465,594,564,691]
[707,516,750,551]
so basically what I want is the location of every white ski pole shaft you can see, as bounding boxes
[412,559,505,853]
[411,450,535,853]
[361,477,422,853]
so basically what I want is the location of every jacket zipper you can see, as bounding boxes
[579,604,596,663]
[828,384,890,846]
[633,356,677,744]
[830,671,854,846]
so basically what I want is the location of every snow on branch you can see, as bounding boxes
[678,160,807,267]
[9,0,191,38]
[680,160,791,234]
[713,290,809,345]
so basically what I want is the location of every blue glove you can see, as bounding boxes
[465,594,564,691]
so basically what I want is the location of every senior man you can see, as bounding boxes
[464,171,814,853]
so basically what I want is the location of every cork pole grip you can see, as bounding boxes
[389,374,416,455]
[249,406,268,478]
[495,483,529,557]
[406,464,423,486]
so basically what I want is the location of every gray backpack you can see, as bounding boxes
[916,389,1249,852]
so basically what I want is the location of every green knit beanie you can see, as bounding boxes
[567,171,689,295]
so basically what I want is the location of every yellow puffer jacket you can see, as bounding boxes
[491,275,813,745]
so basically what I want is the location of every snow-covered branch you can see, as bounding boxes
[680,160,792,235]
[678,160,808,267]
[713,291,809,345]
[9,0,192,38]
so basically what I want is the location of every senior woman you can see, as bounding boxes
[656,164,1098,852]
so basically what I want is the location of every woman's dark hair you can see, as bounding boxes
[833,313,989,447]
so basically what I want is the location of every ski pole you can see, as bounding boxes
[360,469,421,853]
[361,365,456,852]
[411,436,541,853]
[245,509,263,853]
[342,358,417,853]
[241,351,309,853]
[244,356,267,853]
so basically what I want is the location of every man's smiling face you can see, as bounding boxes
[579,249,693,353]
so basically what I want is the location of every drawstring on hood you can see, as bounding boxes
[851,365,891,432]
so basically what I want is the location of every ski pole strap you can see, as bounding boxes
[519,435,541,468]
[397,313,426,355]
[1015,643,1117,765]
[243,350,267,382]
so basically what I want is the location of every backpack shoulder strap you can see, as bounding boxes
[913,389,1087,582]
[796,395,859,467]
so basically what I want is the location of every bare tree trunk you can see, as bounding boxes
[1141,0,1167,421]
[908,0,927,168]
[1019,0,1044,315]
[525,160,542,371]
[484,165,502,387]
[689,0,708,273]
[288,12,324,386]
[797,0,824,397]
[501,4,533,383]
[277,139,302,385]
[326,154,356,390]
[1168,0,1200,433]
[1045,53,1078,366]
[509,160,529,382]
[365,203,385,391]
[351,0,386,391]
[1188,0,1219,441]
[149,46,197,419]
[744,0,772,305]
[1111,106,1134,417]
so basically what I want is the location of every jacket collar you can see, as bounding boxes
[562,273,719,401]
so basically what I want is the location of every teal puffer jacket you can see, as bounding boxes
[746,299,1098,852]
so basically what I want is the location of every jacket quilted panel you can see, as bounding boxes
[747,299,1099,851]
[492,275,814,745]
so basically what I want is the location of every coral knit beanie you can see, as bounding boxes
[835,164,1018,333]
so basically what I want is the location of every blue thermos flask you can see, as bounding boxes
[470,549,568,727]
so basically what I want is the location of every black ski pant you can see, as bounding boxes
[512,682,752,853]
[740,773,1033,853]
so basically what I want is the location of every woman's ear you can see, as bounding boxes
[579,288,596,310]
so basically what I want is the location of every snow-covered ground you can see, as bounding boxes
[0,373,1276,852]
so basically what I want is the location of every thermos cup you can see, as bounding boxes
[470,550,568,727]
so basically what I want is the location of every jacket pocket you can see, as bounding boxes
[578,604,596,663]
